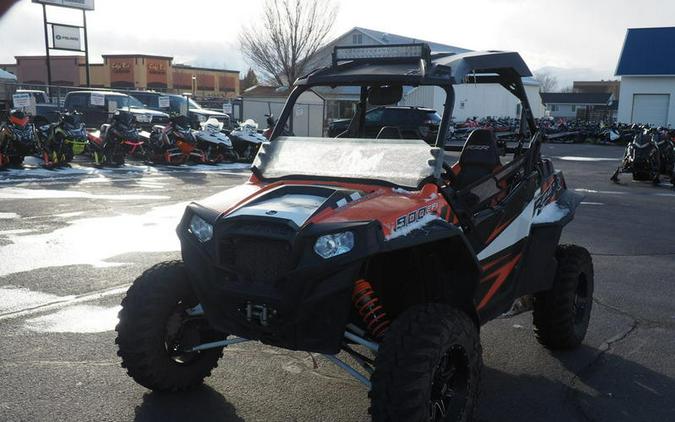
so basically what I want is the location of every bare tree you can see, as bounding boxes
[534,71,559,92]
[240,0,338,87]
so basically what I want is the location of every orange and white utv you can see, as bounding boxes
[116,44,593,422]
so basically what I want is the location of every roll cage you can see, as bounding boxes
[267,43,543,182]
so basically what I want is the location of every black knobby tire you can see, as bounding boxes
[8,155,24,166]
[533,244,594,350]
[115,260,223,391]
[370,304,482,422]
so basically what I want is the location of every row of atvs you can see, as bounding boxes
[0,109,269,169]
[611,125,675,185]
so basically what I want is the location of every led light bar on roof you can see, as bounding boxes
[333,43,430,64]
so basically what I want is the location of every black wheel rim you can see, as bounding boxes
[429,345,470,421]
[164,301,204,364]
[573,273,590,326]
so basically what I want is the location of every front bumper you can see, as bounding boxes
[177,204,380,354]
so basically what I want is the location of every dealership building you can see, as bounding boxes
[0,54,240,98]
[616,26,675,126]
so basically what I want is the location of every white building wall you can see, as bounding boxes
[400,83,543,121]
[618,76,675,125]
[241,91,324,137]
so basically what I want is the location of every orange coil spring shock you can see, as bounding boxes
[352,279,390,339]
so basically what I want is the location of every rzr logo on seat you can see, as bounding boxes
[466,145,491,151]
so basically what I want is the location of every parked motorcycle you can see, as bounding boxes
[88,110,148,166]
[49,112,88,165]
[147,114,204,164]
[194,117,235,163]
[228,119,267,162]
[654,127,675,184]
[611,127,661,183]
[0,110,37,168]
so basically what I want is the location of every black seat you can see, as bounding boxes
[376,126,402,139]
[454,129,501,189]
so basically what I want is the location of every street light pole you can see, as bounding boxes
[82,9,90,87]
[42,4,52,88]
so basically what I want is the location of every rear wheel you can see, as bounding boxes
[116,260,223,391]
[370,304,481,422]
[9,155,24,166]
[533,244,594,350]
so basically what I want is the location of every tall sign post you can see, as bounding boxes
[33,0,95,88]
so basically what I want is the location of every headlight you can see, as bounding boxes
[313,231,354,259]
[189,215,213,243]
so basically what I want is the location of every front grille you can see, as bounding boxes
[220,237,293,283]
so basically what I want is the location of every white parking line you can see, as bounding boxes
[0,284,129,321]
[555,156,619,162]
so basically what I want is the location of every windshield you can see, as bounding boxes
[168,96,202,111]
[107,95,145,109]
[253,137,443,188]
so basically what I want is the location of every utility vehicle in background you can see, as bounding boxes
[116,44,594,421]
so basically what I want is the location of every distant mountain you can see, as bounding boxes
[533,66,616,91]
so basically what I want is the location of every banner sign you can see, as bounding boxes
[52,24,82,51]
[158,96,170,108]
[12,93,32,108]
[33,0,95,11]
[90,92,105,106]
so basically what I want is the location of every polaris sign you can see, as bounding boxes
[53,24,82,51]
[32,0,95,11]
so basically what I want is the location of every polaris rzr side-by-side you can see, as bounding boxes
[116,44,594,421]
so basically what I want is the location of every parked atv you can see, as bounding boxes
[654,128,675,184]
[228,118,266,162]
[611,127,661,183]
[43,112,89,166]
[87,110,147,166]
[147,114,204,164]
[116,44,594,421]
[0,110,37,168]
[194,117,235,163]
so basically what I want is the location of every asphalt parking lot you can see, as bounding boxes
[0,143,673,422]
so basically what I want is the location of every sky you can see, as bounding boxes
[0,0,673,88]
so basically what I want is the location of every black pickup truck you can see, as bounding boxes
[63,91,169,129]
[128,91,231,129]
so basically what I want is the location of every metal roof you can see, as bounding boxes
[353,27,470,54]
[540,92,612,105]
[615,27,675,76]
[297,49,533,87]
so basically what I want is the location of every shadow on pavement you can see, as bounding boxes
[134,385,243,422]
[478,344,674,422]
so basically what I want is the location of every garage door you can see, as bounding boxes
[631,94,670,126]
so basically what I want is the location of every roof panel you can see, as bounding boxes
[540,92,611,105]
[616,27,675,75]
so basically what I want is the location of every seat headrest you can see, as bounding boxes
[459,129,500,167]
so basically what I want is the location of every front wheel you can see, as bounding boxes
[115,260,224,392]
[370,304,482,422]
[533,244,594,350]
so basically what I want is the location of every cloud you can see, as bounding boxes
[1,0,674,82]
